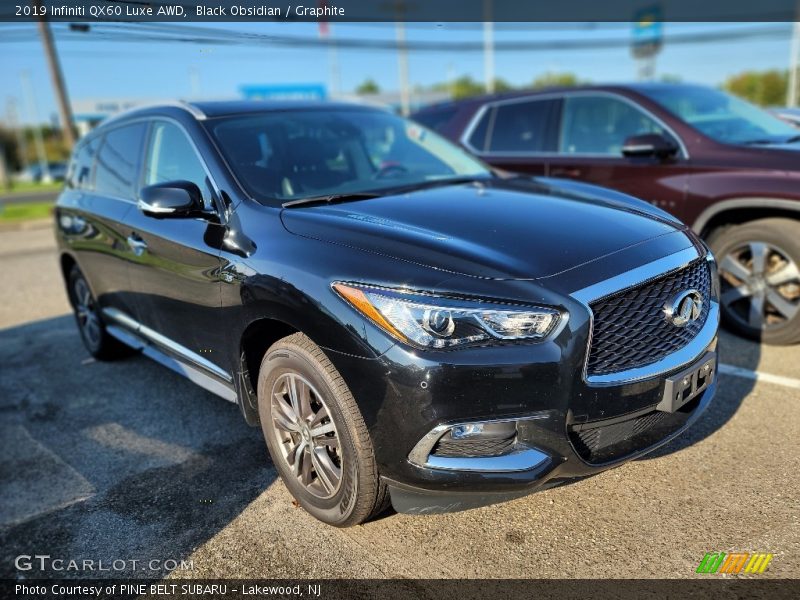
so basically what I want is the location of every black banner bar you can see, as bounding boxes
[3,579,799,600]
[1,0,800,23]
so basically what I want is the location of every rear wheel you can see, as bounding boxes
[67,266,133,360]
[709,218,800,345]
[257,333,388,527]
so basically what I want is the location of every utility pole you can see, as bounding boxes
[396,21,410,115]
[328,38,341,100]
[35,0,76,148]
[483,0,495,93]
[20,71,50,182]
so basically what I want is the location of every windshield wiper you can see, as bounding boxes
[282,192,383,208]
[744,134,800,145]
[743,139,778,145]
[281,177,493,207]
[383,175,493,195]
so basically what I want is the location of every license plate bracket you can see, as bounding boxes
[657,352,716,413]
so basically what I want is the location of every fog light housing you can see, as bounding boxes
[451,421,516,439]
[409,416,550,472]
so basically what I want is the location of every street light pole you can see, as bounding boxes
[20,71,51,182]
[483,0,495,93]
[789,20,800,107]
[35,0,76,148]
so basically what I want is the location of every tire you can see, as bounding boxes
[257,333,389,527]
[708,218,800,345]
[67,265,133,360]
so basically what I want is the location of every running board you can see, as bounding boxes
[106,324,238,403]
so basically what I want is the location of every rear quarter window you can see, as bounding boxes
[66,137,100,190]
[487,98,560,153]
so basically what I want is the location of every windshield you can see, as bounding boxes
[208,109,490,204]
[640,85,798,145]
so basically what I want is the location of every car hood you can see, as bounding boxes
[279,180,685,280]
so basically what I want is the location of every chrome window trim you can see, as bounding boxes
[459,90,689,160]
[571,246,719,386]
[102,307,232,383]
[101,101,206,129]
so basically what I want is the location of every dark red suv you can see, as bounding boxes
[413,83,800,344]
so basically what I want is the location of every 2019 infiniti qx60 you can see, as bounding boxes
[56,101,718,526]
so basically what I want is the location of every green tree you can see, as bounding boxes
[724,69,788,107]
[446,75,485,99]
[356,78,380,95]
[492,78,515,93]
[531,72,582,89]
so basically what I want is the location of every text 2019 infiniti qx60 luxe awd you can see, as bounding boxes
[55,101,719,526]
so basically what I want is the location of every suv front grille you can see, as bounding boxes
[568,393,704,464]
[586,259,711,377]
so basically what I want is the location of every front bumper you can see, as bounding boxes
[322,246,719,514]
[385,375,715,514]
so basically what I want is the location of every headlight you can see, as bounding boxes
[332,283,562,349]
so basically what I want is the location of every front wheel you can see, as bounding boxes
[709,218,800,345]
[257,333,389,527]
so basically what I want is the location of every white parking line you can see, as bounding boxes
[718,363,800,390]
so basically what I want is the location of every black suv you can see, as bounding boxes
[56,101,719,526]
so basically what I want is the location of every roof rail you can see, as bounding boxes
[98,100,207,128]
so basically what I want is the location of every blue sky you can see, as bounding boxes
[1,21,794,124]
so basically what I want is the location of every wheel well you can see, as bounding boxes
[240,318,298,397]
[699,207,800,239]
[60,253,77,282]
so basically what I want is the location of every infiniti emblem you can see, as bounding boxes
[665,290,703,327]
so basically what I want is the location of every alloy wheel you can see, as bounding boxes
[73,278,102,347]
[718,241,800,331]
[270,372,343,499]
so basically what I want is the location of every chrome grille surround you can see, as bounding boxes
[587,259,712,376]
[572,246,720,386]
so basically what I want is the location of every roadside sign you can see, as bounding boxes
[631,5,663,58]
[239,84,327,101]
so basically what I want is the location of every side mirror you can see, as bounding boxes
[138,181,212,219]
[621,134,678,159]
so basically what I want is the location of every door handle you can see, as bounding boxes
[550,167,583,179]
[126,234,148,257]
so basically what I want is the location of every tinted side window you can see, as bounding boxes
[66,137,99,190]
[487,99,559,152]
[94,123,146,199]
[143,121,207,189]
[559,95,668,155]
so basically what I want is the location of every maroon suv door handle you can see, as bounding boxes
[550,167,583,178]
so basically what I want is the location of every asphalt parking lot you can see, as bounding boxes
[0,226,798,580]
